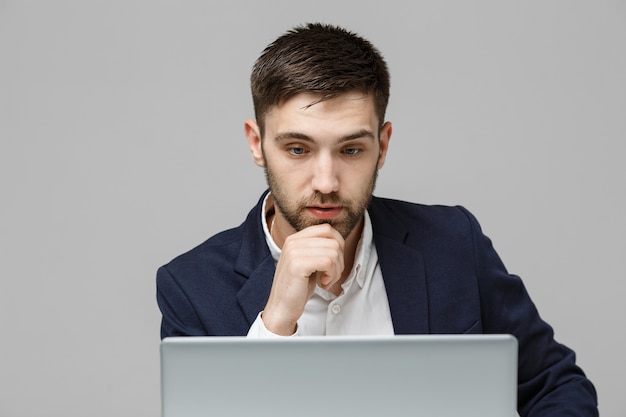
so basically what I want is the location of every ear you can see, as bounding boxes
[244,119,266,167]
[377,121,392,170]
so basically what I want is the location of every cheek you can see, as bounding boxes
[352,164,379,194]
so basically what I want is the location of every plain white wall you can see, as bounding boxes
[1,1,624,416]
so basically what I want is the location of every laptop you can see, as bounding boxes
[160,335,517,417]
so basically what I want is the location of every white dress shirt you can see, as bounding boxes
[247,194,394,337]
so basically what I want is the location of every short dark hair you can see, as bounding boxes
[250,23,390,136]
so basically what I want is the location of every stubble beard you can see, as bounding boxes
[265,165,378,239]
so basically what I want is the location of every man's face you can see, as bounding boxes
[246,91,391,239]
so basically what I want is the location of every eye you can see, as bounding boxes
[343,148,361,156]
[287,146,307,156]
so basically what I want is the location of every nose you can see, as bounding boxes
[311,152,339,194]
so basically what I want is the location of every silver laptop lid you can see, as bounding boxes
[161,335,517,417]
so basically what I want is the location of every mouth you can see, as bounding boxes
[306,206,343,220]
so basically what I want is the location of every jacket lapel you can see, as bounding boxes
[236,256,276,324]
[370,198,430,334]
[376,236,429,334]
[234,191,277,325]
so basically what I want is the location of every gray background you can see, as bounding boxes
[1,1,624,416]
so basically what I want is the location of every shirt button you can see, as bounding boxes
[331,304,341,314]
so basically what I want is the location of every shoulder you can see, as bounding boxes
[370,195,469,217]
[160,191,268,277]
[160,224,246,280]
[369,196,479,238]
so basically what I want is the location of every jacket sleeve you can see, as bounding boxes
[459,207,598,417]
[156,265,209,339]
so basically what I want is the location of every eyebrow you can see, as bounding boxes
[274,129,376,144]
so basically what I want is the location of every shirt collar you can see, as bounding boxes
[261,193,281,262]
[351,210,373,289]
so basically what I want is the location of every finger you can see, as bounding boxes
[287,223,345,247]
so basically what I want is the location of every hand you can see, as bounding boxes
[262,223,345,335]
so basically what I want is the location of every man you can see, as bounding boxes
[157,23,598,415]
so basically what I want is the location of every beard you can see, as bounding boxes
[265,164,378,239]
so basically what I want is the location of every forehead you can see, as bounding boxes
[263,91,379,134]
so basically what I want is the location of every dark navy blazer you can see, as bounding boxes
[157,191,598,416]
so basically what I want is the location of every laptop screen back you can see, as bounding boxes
[160,335,517,417]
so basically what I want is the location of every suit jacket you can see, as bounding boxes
[157,191,598,416]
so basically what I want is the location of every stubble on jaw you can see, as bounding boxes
[263,164,378,239]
